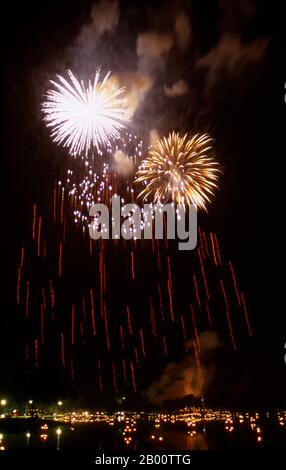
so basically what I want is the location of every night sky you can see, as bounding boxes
[2,0,285,409]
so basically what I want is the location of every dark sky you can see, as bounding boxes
[2,0,285,409]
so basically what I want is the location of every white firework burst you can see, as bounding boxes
[42,69,130,156]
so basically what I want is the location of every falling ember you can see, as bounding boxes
[26,281,30,319]
[210,232,218,266]
[193,274,202,308]
[167,279,175,321]
[130,360,137,393]
[134,347,140,368]
[220,279,236,350]
[140,329,146,357]
[120,325,125,350]
[190,304,200,353]
[20,246,25,269]
[126,306,133,336]
[206,301,212,326]
[162,336,168,356]
[32,204,37,240]
[214,233,222,266]
[198,247,210,300]
[90,289,96,336]
[122,358,127,384]
[131,251,135,279]
[229,261,241,306]
[37,216,42,256]
[240,292,253,336]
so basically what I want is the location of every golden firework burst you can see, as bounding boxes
[135,131,221,210]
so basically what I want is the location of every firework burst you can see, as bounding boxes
[42,69,130,156]
[135,132,221,210]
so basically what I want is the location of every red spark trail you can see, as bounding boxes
[37,217,42,256]
[229,261,241,306]
[198,247,210,300]
[26,281,30,319]
[193,274,201,307]
[220,279,236,349]
[167,279,175,321]
[90,288,96,336]
[140,329,146,357]
[32,204,37,240]
[210,232,218,266]
[240,292,253,336]
[126,306,133,336]
[130,360,137,392]
[190,304,200,352]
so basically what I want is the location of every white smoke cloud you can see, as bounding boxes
[113,150,134,177]
[137,32,173,72]
[197,34,269,91]
[144,331,220,405]
[149,128,160,146]
[91,0,120,35]
[119,72,153,115]
[164,79,189,97]
[174,12,191,51]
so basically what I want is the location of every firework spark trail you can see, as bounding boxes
[59,242,62,277]
[162,336,168,356]
[149,298,157,336]
[198,247,210,300]
[220,279,236,350]
[180,315,187,353]
[229,261,241,306]
[120,325,125,350]
[167,279,175,321]
[32,204,37,240]
[37,217,42,256]
[20,246,25,269]
[210,232,218,266]
[43,69,130,156]
[202,230,210,257]
[90,288,96,336]
[214,233,222,266]
[122,358,127,384]
[126,306,133,336]
[193,274,202,308]
[130,360,137,392]
[240,292,253,336]
[140,329,146,357]
[190,304,200,353]
[25,281,30,319]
